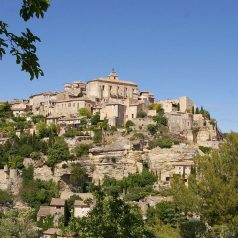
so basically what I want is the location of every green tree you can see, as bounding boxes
[0,0,50,80]
[91,112,100,126]
[75,144,91,157]
[137,111,147,118]
[171,133,238,236]
[78,107,91,118]
[147,124,158,135]
[0,189,13,205]
[93,129,103,144]
[153,114,168,126]
[150,103,164,114]
[69,163,88,192]
[147,202,180,228]
[47,137,72,167]
[69,191,155,238]
[0,210,38,238]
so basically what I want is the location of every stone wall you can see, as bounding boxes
[0,167,22,194]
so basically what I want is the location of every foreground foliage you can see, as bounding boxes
[69,190,155,238]
[171,133,238,237]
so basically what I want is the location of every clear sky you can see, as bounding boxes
[1,0,238,132]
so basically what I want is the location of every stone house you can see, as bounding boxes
[74,200,92,218]
[10,100,30,116]
[166,112,193,134]
[100,103,126,127]
[138,91,155,105]
[29,92,57,116]
[64,81,86,96]
[125,102,147,120]
[37,198,66,227]
[159,96,195,113]
[159,160,194,186]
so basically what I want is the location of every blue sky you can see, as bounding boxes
[0,0,238,132]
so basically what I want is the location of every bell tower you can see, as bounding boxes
[108,68,119,80]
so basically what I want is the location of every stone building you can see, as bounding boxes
[138,91,155,105]
[37,198,66,227]
[29,92,57,116]
[86,70,139,101]
[100,103,126,127]
[64,81,86,96]
[125,101,148,120]
[159,96,195,113]
[74,200,92,218]
[10,100,30,116]
[54,97,95,116]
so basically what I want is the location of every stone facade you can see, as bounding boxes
[86,71,139,101]
[29,92,56,116]
[159,96,195,113]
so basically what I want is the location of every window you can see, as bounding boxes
[68,103,71,107]
[73,103,75,107]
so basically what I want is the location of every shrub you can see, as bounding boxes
[153,114,168,126]
[62,163,68,169]
[75,144,91,157]
[134,132,145,139]
[78,92,84,97]
[93,129,102,144]
[125,120,135,127]
[147,124,158,135]
[64,128,79,138]
[21,167,59,208]
[137,111,147,118]
[30,151,42,160]
[8,155,24,169]
[199,146,211,154]
[110,126,117,132]
[47,137,72,167]
[149,136,173,149]
[91,112,100,126]
[78,108,91,118]
[0,189,13,205]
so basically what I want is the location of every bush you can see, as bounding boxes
[30,151,42,160]
[147,201,179,227]
[125,120,135,127]
[93,129,102,143]
[0,190,13,205]
[199,146,211,154]
[78,108,91,118]
[64,128,79,138]
[147,124,158,135]
[36,122,59,138]
[137,111,147,118]
[153,114,168,126]
[8,155,24,169]
[75,144,91,157]
[21,167,59,208]
[91,112,100,126]
[47,137,72,167]
[110,126,117,132]
[149,136,173,149]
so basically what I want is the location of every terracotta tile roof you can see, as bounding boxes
[74,200,90,207]
[50,198,65,207]
[37,206,51,217]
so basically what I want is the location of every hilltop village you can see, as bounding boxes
[0,70,222,237]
